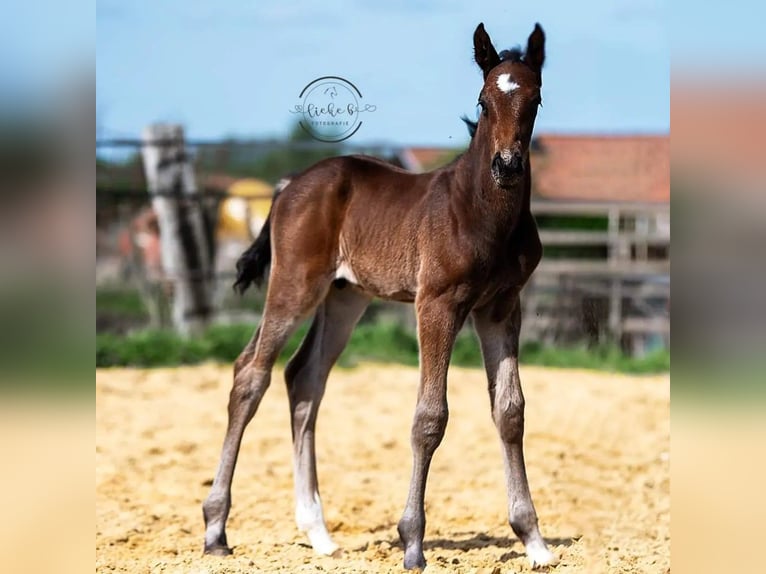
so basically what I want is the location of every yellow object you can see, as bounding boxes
[218,178,274,239]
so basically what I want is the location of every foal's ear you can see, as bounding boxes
[525,23,546,80]
[473,23,500,79]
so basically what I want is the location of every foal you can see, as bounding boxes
[203,22,556,570]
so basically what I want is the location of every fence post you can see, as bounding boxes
[141,124,213,336]
[607,206,623,343]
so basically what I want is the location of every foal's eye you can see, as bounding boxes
[477,99,488,116]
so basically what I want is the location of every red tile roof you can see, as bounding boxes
[531,135,670,203]
[399,135,670,203]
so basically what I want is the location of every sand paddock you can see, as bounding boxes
[96,363,669,573]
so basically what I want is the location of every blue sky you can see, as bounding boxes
[5,1,766,146]
[94,0,670,146]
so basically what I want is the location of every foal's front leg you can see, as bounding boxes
[398,295,465,570]
[472,299,557,568]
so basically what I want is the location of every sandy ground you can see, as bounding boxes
[96,363,669,573]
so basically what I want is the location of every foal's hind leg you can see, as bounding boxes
[202,275,331,555]
[472,298,557,569]
[285,285,370,555]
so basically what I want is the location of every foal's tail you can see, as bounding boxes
[233,210,272,294]
[233,175,293,294]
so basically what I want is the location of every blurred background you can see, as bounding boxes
[4,0,765,572]
[94,0,670,372]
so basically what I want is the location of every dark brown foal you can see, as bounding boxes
[203,22,557,570]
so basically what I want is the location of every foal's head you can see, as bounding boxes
[471,23,545,188]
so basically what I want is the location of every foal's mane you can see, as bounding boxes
[461,46,527,138]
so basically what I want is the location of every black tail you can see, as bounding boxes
[233,175,294,294]
[233,212,272,294]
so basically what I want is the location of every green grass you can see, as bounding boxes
[519,341,670,374]
[96,287,267,321]
[96,288,150,319]
[97,322,669,374]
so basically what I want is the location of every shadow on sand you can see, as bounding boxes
[357,531,580,563]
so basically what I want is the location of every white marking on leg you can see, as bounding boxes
[294,452,337,556]
[497,73,520,94]
[295,490,338,555]
[204,518,225,547]
[526,538,558,568]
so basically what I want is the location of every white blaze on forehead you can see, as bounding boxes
[496,73,520,94]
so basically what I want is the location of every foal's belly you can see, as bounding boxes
[334,254,417,303]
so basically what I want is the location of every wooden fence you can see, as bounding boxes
[523,201,670,354]
[97,129,670,354]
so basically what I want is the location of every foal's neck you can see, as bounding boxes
[449,134,530,239]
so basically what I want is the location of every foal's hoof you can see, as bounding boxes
[528,545,558,569]
[403,551,427,571]
[204,544,233,556]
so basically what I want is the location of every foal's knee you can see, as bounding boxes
[411,402,449,453]
[494,395,525,443]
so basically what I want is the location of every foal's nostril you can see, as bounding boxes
[508,152,523,174]
[492,153,505,173]
[492,152,524,179]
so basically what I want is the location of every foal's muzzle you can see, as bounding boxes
[491,150,524,186]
